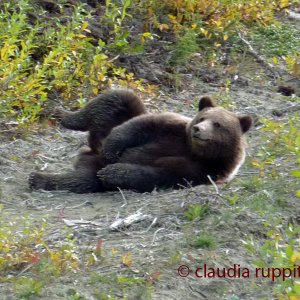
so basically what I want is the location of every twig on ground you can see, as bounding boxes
[110,211,152,231]
[207,175,220,195]
[238,32,284,78]
[140,217,157,234]
[67,200,91,209]
[62,218,102,227]
[151,227,165,245]
[117,187,128,207]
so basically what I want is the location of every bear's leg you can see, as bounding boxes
[54,89,146,133]
[73,151,105,170]
[97,163,169,192]
[53,107,89,131]
[29,169,105,193]
[54,90,147,153]
[88,130,108,153]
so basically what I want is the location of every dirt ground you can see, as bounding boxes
[1,11,300,300]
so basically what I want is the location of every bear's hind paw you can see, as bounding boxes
[29,172,53,191]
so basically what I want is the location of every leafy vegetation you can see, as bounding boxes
[251,24,300,76]
[193,233,217,249]
[0,212,78,275]
[89,273,153,299]
[244,221,300,299]
[251,24,300,57]
[0,0,152,126]
[291,134,300,198]
[240,116,300,298]
[184,203,209,221]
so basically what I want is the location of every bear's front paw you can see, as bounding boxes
[52,107,67,121]
[29,172,54,191]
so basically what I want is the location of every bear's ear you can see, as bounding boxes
[239,115,253,133]
[198,96,215,111]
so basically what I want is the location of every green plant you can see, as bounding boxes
[0,0,148,126]
[244,220,300,299]
[0,212,79,277]
[225,194,239,206]
[141,0,295,44]
[89,273,152,299]
[251,24,300,57]
[285,53,300,77]
[169,30,199,66]
[193,233,217,249]
[104,0,132,50]
[291,135,300,198]
[14,277,43,299]
[184,203,209,221]
[252,116,300,177]
[67,289,86,300]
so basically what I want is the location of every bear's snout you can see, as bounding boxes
[192,125,200,133]
[193,121,213,134]
[192,121,214,141]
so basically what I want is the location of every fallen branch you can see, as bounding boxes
[110,211,152,231]
[238,32,284,78]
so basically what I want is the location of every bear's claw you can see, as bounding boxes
[29,172,51,190]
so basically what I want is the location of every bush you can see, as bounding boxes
[0,0,136,125]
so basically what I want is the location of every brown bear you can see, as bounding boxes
[29,89,252,193]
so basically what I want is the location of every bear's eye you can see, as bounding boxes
[199,117,205,122]
[214,122,221,128]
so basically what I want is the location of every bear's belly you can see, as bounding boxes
[118,141,188,166]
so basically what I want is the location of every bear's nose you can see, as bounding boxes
[192,125,200,133]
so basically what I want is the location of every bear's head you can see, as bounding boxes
[187,96,252,159]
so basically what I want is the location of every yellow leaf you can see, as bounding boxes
[289,296,300,300]
[292,63,300,76]
[223,34,228,41]
[200,28,208,37]
[280,0,290,9]
[291,251,300,263]
[142,32,152,37]
[97,73,106,81]
[272,57,278,64]
[111,248,117,256]
[252,160,262,168]
[215,20,222,27]
[58,56,64,66]
[122,252,132,267]
[158,24,169,31]
[81,21,89,31]
[168,14,177,21]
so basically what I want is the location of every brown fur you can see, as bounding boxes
[54,89,146,153]
[29,89,252,193]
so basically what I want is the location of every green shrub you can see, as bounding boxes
[184,203,209,221]
[0,0,139,125]
[193,234,217,249]
[244,221,300,299]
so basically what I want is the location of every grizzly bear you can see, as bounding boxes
[29,89,252,193]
